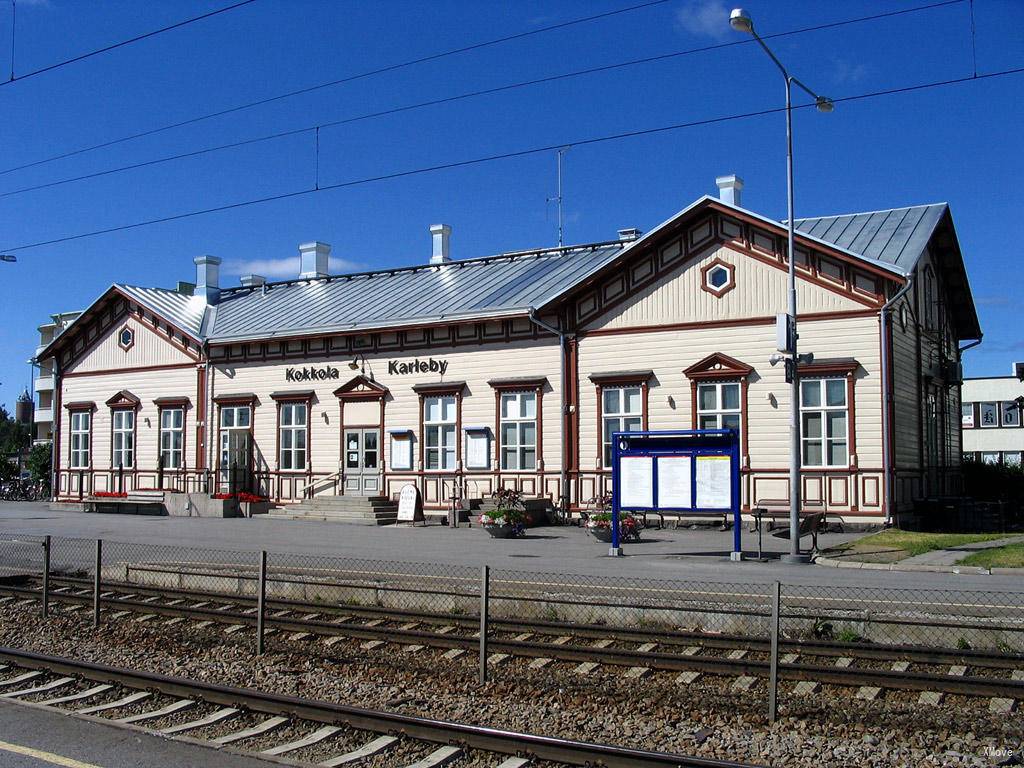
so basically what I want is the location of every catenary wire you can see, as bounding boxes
[4,0,259,84]
[0,0,969,201]
[3,64,1021,254]
[0,0,673,177]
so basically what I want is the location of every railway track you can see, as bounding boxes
[2,574,1023,706]
[0,646,756,768]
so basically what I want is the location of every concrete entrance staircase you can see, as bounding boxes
[267,495,398,525]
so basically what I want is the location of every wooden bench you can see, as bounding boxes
[766,511,826,554]
[753,498,845,533]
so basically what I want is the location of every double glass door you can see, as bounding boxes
[344,428,380,496]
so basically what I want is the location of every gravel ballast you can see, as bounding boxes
[0,601,1019,767]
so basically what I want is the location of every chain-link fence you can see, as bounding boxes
[2,530,1023,722]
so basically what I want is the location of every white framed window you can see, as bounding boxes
[1001,402,1020,427]
[1004,452,1022,467]
[111,410,134,469]
[697,382,741,433]
[220,405,251,430]
[69,411,91,469]
[602,386,642,467]
[979,402,998,428]
[800,378,848,467]
[500,392,537,470]
[424,395,456,470]
[961,402,975,429]
[279,402,307,471]
[982,452,1000,465]
[159,407,184,469]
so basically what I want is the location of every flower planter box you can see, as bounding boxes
[589,527,614,543]
[483,524,518,539]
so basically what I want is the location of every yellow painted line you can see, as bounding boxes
[0,739,103,768]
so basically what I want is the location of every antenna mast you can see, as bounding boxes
[547,146,570,247]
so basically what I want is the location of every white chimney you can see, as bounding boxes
[240,274,266,288]
[194,255,221,305]
[716,174,744,207]
[430,224,451,265]
[618,228,641,242]
[298,241,331,279]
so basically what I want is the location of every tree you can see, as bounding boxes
[0,406,30,456]
[26,442,52,487]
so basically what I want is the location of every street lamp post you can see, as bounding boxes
[730,9,833,563]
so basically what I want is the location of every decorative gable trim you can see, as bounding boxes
[683,353,754,381]
[564,200,901,331]
[333,375,388,401]
[105,390,141,409]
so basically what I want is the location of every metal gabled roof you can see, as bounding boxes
[207,244,625,342]
[115,284,208,339]
[793,203,948,271]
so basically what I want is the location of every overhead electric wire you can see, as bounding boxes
[0,0,970,201]
[4,64,1022,254]
[0,0,673,177]
[5,0,259,84]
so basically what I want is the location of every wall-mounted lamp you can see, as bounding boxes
[349,353,374,380]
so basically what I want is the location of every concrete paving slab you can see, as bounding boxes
[4,501,1024,592]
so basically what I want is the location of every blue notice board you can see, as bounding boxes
[610,429,742,557]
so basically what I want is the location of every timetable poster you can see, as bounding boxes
[620,455,654,508]
[695,455,731,509]
[657,455,692,508]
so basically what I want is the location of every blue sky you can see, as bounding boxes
[1,0,1022,412]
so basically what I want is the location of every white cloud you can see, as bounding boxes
[675,0,730,41]
[221,256,361,279]
[830,58,868,85]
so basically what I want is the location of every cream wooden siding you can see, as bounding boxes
[59,367,198,493]
[579,315,881,465]
[211,337,562,501]
[583,243,866,331]
[64,317,194,373]
[577,314,883,513]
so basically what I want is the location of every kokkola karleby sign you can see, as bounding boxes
[388,358,449,376]
[285,358,450,381]
[285,366,341,381]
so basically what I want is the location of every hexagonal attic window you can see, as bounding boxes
[702,260,735,297]
[117,326,135,351]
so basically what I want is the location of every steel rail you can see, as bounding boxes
[5,578,1024,672]
[0,646,756,768]
[4,586,1023,698]
[33,571,1024,641]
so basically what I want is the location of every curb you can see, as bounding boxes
[812,555,1002,576]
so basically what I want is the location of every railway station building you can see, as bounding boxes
[39,177,981,523]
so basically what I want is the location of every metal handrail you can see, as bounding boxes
[299,470,342,498]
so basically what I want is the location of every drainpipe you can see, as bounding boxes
[528,308,571,517]
[51,358,60,500]
[880,275,914,527]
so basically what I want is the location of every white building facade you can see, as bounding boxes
[39,182,981,523]
[962,365,1024,466]
[32,311,81,445]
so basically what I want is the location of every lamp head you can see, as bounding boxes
[816,96,834,113]
[348,359,360,371]
[729,8,753,34]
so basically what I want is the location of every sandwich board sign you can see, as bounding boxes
[610,429,741,558]
[397,483,425,524]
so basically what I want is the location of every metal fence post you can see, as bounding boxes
[93,539,102,629]
[768,580,781,723]
[479,564,489,685]
[41,536,50,618]
[256,550,267,655]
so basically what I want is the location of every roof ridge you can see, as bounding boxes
[218,239,625,298]
[793,202,948,222]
